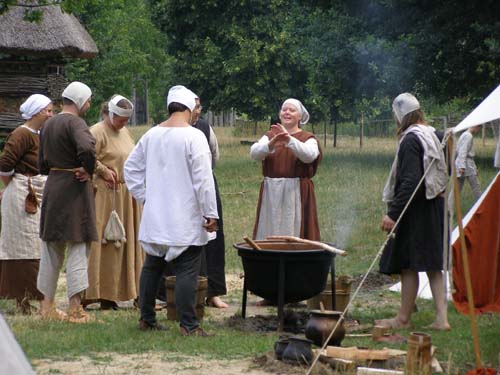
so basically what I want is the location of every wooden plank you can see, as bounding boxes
[326,346,390,361]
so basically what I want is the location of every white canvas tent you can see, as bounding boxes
[0,314,35,374]
[389,83,500,300]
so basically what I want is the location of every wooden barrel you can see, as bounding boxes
[307,276,352,312]
[165,276,207,322]
[406,332,432,375]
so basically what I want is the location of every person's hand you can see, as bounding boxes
[0,188,4,201]
[203,217,218,232]
[458,168,465,177]
[74,167,91,182]
[381,214,395,232]
[102,168,117,189]
[268,124,290,150]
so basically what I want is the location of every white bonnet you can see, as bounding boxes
[392,93,420,123]
[167,85,196,112]
[108,95,134,119]
[62,81,92,111]
[19,94,51,120]
[282,98,310,125]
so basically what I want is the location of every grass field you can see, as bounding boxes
[3,125,500,373]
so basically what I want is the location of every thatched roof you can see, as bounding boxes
[0,5,98,59]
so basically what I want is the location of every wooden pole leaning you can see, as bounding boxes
[452,141,483,369]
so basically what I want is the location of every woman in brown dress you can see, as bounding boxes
[83,95,144,310]
[0,94,53,314]
[250,98,322,241]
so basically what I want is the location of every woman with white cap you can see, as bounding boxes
[0,94,53,314]
[124,85,218,335]
[82,95,144,310]
[378,93,450,330]
[250,98,322,241]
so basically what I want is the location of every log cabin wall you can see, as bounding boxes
[0,59,66,148]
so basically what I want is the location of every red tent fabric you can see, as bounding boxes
[452,172,500,314]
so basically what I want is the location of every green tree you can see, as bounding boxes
[149,0,308,120]
[65,0,173,123]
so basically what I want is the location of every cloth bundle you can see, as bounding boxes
[102,209,126,248]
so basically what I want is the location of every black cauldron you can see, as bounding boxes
[234,240,336,331]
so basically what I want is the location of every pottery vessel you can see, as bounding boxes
[282,337,313,365]
[274,337,289,360]
[305,309,345,347]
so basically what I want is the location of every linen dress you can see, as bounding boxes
[0,125,45,303]
[85,122,144,302]
[251,130,322,240]
[380,132,444,274]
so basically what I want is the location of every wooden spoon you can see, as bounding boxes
[267,235,346,256]
[243,236,262,250]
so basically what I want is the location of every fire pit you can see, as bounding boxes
[233,240,337,331]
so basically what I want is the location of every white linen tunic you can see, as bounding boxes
[124,126,218,261]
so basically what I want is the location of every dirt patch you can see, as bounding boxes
[33,351,333,375]
[351,272,395,292]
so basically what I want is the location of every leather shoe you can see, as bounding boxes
[180,326,213,337]
[139,319,168,331]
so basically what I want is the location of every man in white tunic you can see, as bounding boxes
[455,125,482,200]
[124,85,218,335]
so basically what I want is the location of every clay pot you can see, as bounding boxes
[282,336,313,365]
[274,337,289,360]
[305,309,345,347]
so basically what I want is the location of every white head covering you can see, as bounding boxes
[62,81,92,111]
[392,93,420,123]
[167,85,196,112]
[108,94,134,122]
[19,94,51,120]
[282,98,310,125]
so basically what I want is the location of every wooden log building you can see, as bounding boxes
[0,4,98,147]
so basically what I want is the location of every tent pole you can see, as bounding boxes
[452,147,482,368]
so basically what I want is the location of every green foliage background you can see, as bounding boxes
[1,0,499,124]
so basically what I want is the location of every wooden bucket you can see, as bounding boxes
[165,276,207,322]
[307,276,352,312]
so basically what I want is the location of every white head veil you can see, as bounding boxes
[108,95,134,122]
[62,81,92,111]
[392,93,420,123]
[167,85,196,112]
[19,94,51,120]
[282,98,310,125]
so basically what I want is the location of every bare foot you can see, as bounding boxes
[374,317,411,330]
[426,321,451,331]
[206,296,229,309]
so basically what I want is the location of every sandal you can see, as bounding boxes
[67,305,95,324]
[40,307,68,322]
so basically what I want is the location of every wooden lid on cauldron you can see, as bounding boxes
[238,240,329,251]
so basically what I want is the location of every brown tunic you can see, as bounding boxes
[0,126,39,175]
[39,113,98,242]
[253,130,322,240]
[0,125,44,302]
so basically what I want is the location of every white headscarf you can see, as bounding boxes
[282,98,310,125]
[167,85,196,112]
[62,81,92,111]
[108,94,134,122]
[392,93,420,123]
[19,94,51,120]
